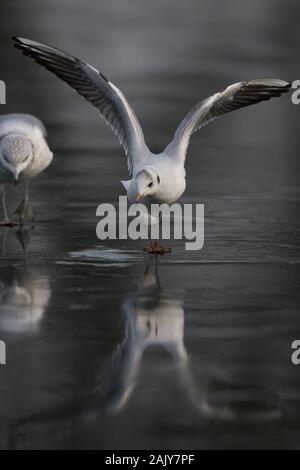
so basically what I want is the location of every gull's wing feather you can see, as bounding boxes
[168,79,291,158]
[13,37,147,175]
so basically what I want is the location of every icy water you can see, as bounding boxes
[1,0,300,450]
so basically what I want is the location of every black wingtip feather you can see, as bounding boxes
[12,36,109,84]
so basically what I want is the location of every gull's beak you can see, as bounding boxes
[136,193,144,203]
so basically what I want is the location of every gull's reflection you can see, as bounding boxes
[114,262,281,421]
[1,224,34,257]
[0,228,51,333]
[98,261,187,413]
[0,266,51,333]
[9,262,193,444]
[9,261,281,448]
[102,263,281,421]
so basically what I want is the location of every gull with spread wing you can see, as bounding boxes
[13,37,291,252]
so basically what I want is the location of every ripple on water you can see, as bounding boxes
[57,246,144,267]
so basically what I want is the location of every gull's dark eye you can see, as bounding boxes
[148,181,154,188]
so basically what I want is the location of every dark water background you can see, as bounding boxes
[0,0,300,449]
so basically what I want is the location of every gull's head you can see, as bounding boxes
[134,167,161,203]
[0,134,33,184]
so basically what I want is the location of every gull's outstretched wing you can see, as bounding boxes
[167,79,291,159]
[13,37,148,175]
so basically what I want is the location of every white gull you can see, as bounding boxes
[13,37,291,251]
[0,113,53,225]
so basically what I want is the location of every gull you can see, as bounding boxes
[13,37,291,252]
[0,113,53,226]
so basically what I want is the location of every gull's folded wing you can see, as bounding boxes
[13,37,147,175]
[168,79,291,158]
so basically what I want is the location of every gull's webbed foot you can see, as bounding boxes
[15,197,35,224]
[143,240,172,255]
